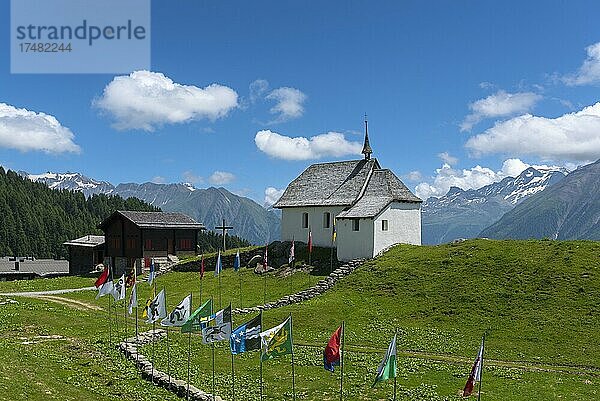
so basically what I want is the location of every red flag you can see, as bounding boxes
[323,325,342,372]
[308,229,313,253]
[200,254,205,279]
[95,265,110,288]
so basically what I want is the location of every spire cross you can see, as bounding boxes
[215,218,234,252]
[362,114,372,160]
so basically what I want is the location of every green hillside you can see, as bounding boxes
[0,239,598,400]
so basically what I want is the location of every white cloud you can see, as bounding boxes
[94,70,238,131]
[264,187,284,206]
[249,79,269,103]
[414,158,560,200]
[466,102,600,162]
[461,90,542,131]
[403,170,423,182]
[151,176,166,184]
[255,130,362,161]
[208,171,235,185]
[182,171,204,185]
[563,42,600,86]
[438,151,458,165]
[0,103,80,153]
[266,87,307,122]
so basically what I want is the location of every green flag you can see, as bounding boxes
[372,333,397,387]
[181,299,212,333]
[259,316,293,361]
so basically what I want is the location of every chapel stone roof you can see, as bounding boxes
[273,159,380,208]
[336,169,422,218]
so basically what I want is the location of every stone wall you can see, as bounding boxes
[120,257,368,401]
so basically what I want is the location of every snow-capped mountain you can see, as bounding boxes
[24,171,115,196]
[23,170,280,245]
[422,166,569,244]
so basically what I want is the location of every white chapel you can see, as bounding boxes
[273,119,422,261]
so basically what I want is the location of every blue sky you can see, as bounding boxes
[1,1,600,204]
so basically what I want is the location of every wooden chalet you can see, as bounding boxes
[98,210,205,275]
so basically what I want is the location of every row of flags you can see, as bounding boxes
[94,260,484,397]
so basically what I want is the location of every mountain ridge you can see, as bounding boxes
[479,160,600,240]
[422,166,568,244]
[24,171,281,245]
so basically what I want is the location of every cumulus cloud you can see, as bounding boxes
[94,70,238,131]
[403,171,423,182]
[208,171,235,185]
[465,102,600,162]
[266,87,307,122]
[182,171,204,185]
[255,130,362,160]
[264,187,284,206]
[438,151,458,165]
[414,158,559,200]
[563,42,600,86]
[461,90,542,131]
[0,103,80,153]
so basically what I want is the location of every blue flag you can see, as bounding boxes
[214,251,222,277]
[147,258,155,285]
[233,250,240,272]
[230,314,261,354]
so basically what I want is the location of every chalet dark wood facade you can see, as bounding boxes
[63,235,105,275]
[98,211,205,275]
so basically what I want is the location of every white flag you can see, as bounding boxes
[474,338,484,382]
[161,294,192,327]
[127,284,138,315]
[112,274,126,301]
[96,280,114,300]
[145,289,167,323]
[202,305,232,344]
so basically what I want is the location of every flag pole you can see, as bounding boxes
[290,313,296,401]
[151,318,155,385]
[167,327,171,389]
[263,271,267,305]
[200,274,203,304]
[124,293,128,344]
[340,320,345,401]
[393,329,397,401]
[186,292,193,401]
[259,310,264,401]
[212,344,216,399]
[230,301,236,401]
[211,297,216,399]
[239,269,243,308]
[478,332,486,401]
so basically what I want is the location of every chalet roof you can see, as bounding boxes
[337,169,422,218]
[99,211,205,230]
[273,159,380,208]
[63,235,105,248]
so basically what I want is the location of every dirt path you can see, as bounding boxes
[0,286,95,297]
[34,295,103,311]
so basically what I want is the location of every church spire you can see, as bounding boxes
[362,113,372,160]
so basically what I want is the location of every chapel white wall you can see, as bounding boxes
[373,202,421,256]
[335,218,374,261]
[280,206,346,246]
